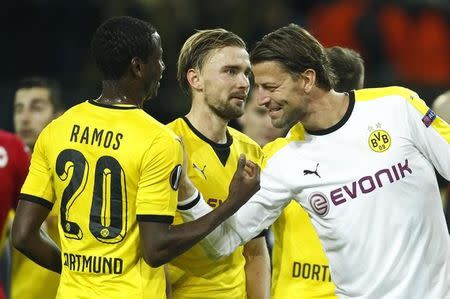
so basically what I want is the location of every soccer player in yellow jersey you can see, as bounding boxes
[10,16,260,299]
[167,29,271,299]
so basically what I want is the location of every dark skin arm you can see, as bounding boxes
[12,155,260,271]
[12,201,62,273]
[139,154,260,268]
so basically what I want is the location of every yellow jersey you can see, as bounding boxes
[20,100,183,299]
[167,117,263,299]
[11,205,60,299]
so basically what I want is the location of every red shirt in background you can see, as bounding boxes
[0,129,30,234]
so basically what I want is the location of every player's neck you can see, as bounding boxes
[301,89,349,131]
[97,80,143,108]
[185,106,229,144]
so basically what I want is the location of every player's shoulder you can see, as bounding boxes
[166,117,185,133]
[355,86,419,103]
[227,126,261,150]
[263,122,305,160]
[148,118,181,144]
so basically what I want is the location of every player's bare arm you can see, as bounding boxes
[12,200,62,273]
[139,154,260,267]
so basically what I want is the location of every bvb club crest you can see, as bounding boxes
[368,128,391,153]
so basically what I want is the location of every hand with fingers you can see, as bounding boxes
[227,154,261,210]
[177,137,197,201]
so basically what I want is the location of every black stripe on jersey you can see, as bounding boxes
[136,215,174,223]
[88,99,139,110]
[177,192,201,210]
[253,229,268,239]
[182,116,232,166]
[19,194,53,210]
[307,91,355,136]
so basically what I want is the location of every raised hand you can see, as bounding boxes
[228,154,261,209]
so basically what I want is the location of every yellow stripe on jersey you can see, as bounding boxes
[264,123,336,299]
[404,92,450,143]
[167,117,263,299]
[20,100,182,299]
[262,122,305,168]
[354,86,418,102]
[355,87,450,143]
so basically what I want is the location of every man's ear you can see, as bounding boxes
[302,69,316,94]
[187,68,203,92]
[130,57,144,78]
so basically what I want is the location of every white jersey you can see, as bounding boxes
[180,87,450,298]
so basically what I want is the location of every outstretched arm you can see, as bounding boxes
[139,155,261,267]
[178,161,292,259]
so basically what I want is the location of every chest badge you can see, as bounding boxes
[368,123,391,153]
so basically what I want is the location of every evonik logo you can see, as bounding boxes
[330,159,412,206]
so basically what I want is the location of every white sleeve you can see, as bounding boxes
[179,163,293,259]
[406,93,450,179]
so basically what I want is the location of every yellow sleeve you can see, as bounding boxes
[20,125,54,208]
[136,131,183,222]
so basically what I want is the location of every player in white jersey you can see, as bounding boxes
[178,24,450,298]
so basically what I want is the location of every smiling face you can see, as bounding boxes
[252,61,305,129]
[239,91,288,146]
[198,46,251,120]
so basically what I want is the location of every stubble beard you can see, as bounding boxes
[207,96,245,120]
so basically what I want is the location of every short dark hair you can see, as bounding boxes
[16,77,64,112]
[251,24,336,90]
[326,46,365,92]
[91,16,157,80]
[177,28,246,95]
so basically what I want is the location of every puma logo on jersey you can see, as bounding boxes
[193,163,207,180]
[304,163,321,178]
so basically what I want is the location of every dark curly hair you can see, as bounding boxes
[251,24,336,91]
[91,16,157,80]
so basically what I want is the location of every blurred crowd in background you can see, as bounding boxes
[0,0,449,128]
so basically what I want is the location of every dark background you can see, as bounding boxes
[1,0,449,131]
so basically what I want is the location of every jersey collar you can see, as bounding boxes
[306,91,355,136]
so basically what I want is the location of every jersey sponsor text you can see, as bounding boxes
[292,261,332,282]
[330,159,412,206]
[63,252,123,274]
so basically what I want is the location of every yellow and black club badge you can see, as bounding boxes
[368,124,391,152]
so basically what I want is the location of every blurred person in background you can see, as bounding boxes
[0,130,30,299]
[432,89,450,232]
[326,46,364,92]
[179,23,450,298]
[14,77,65,150]
[10,77,65,299]
[167,28,270,299]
